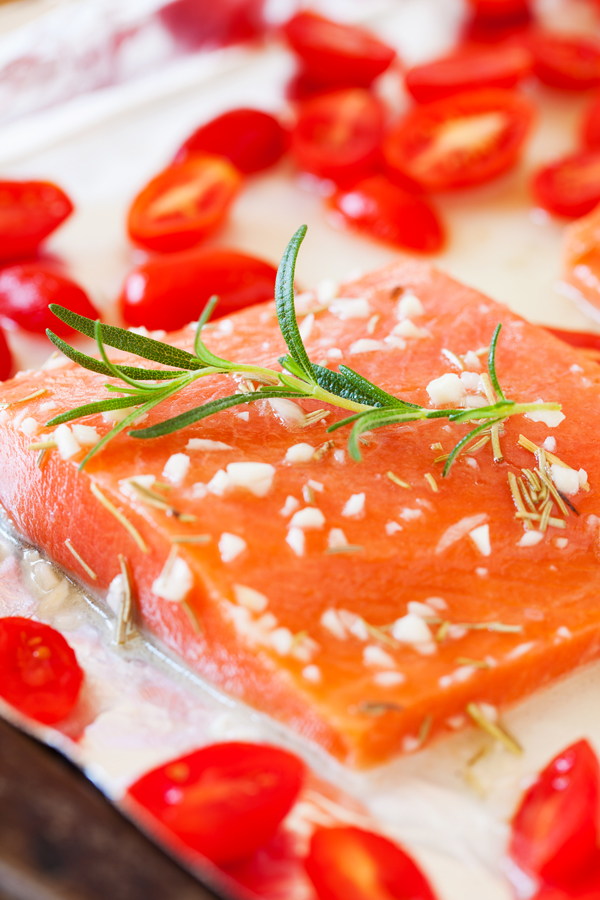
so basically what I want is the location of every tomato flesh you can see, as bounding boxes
[329,175,444,254]
[530,34,600,91]
[545,328,600,354]
[582,95,600,150]
[0,264,98,336]
[128,742,304,865]
[120,248,278,330]
[127,155,242,253]
[533,151,600,218]
[467,0,531,22]
[0,181,73,264]
[159,0,265,51]
[383,88,534,191]
[305,826,437,900]
[0,328,12,381]
[0,617,83,724]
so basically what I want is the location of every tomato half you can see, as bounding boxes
[0,264,98,336]
[127,155,242,253]
[530,34,600,91]
[127,742,305,865]
[509,740,600,888]
[174,108,288,174]
[0,181,73,263]
[0,617,83,724]
[159,0,265,51]
[582,95,600,149]
[305,826,437,900]
[120,248,278,330]
[532,867,600,900]
[283,12,395,88]
[329,176,444,253]
[533,151,600,218]
[405,45,532,104]
[383,88,534,191]
[466,0,531,22]
[545,328,600,354]
[0,327,12,381]
[291,89,385,186]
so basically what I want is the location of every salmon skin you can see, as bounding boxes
[0,258,599,768]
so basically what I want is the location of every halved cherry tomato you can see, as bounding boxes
[291,89,385,187]
[532,151,600,218]
[383,88,534,192]
[530,34,600,91]
[582,94,600,149]
[405,45,532,104]
[0,264,98,336]
[329,175,444,253]
[127,155,242,253]
[509,740,600,889]
[283,12,395,88]
[120,248,278,330]
[0,617,83,724]
[0,327,12,381]
[159,0,265,51]
[127,742,305,865]
[286,68,358,102]
[0,181,73,263]
[305,826,437,900]
[532,866,600,899]
[467,0,531,21]
[174,108,288,174]
[545,327,600,354]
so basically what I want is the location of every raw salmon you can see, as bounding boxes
[562,202,600,318]
[1,259,600,767]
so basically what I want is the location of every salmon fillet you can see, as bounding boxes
[1,258,599,767]
[562,203,600,317]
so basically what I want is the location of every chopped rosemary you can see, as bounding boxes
[325,545,364,554]
[386,471,411,489]
[115,554,135,645]
[466,702,522,755]
[65,538,97,580]
[356,701,404,717]
[90,482,148,554]
[170,534,211,544]
[418,713,433,746]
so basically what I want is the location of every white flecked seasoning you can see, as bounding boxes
[342,493,365,518]
[186,438,233,451]
[550,464,579,496]
[54,424,81,459]
[285,443,315,463]
[152,555,193,602]
[286,527,305,557]
[289,507,325,530]
[162,453,190,485]
[233,584,268,613]
[426,373,466,407]
[226,462,275,497]
[72,424,100,446]
[469,524,491,556]
[219,533,247,563]
[363,645,396,668]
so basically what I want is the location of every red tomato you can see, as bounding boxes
[0,617,83,724]
[159,0,265,51]
[305,826,437,900]
[533,151,600,218]
[283,12,395,88]
[120,248,278,330]
[530,34,600,91]
[383,88,534,192]
[286,68,358,102]
[0,181,73,264]
[467,0,531,21]
[329,176,444,254]
[127,155,242,253]
[546,328,600,353]
[127,742,305,865]
[0,264,98,336]
[532,867,600,900]
[291,89,385,187]
[582,94,600,149]
[509,740,600,888]
[405,45,532,104]
[0,327,12,381]
[174,108,288,174]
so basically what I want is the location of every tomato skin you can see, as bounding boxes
[283,12,395,88]
[0,617,83,724]
[582,95,600,149]
[509,740,600,889]
[383,88,534,192]
[291,89,385,187]
[305,826,437,900]
[467,0,531,21]
[0,181,73,263]
[0,264,98,336]
[127,742,305,865]
[127,155,242,253]
[533,151,600,218]
[546,328,600,353]
[532,866,600,900]
[0,328,12,381]
[120,248,278,331]
[530,34,600,91]
[329,176,444,254]
[174,108,288,174]
[159,0,265,51]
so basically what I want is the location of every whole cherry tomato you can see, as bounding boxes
[291,88,385,187]
[0,181,73,263]
[174,108,288,174]
[127,155,242,253]
[0,617,83,724]
[329,175,444,254]
[383,88,534,192]
[509,740,600,889]
[0,264,98,336]
[0,327,12,381]
[127,742,305,865]
[582,94,600,149]
[120,248,278,330]
[530,34,600,91]
[533,151,600,218]
[283,12,395,88]
[305,826,437,900]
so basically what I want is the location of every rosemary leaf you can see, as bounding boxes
[311,364,380,407]
[46,332,188,381]
[274,226,316,384]
[338,364,419,410]
[488,323,506,402]
[442,418,504,476]
[46,395,152,427]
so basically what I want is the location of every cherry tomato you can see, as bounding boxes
[291,89,385,187]
[120,248,278,330]
[0,327,12,381]
[383,88,534,192]
[532,866,600,900]
[405,45,532,104]
[582,94,600,149]
[530,34,600,91]
[467,0,530,21]
[127,742,305,865]
[532,151,600,218]
[283,12,395,89]
[0,264,98,336]
[0,181,73,264]
[509,740,600,888]
[545,328,600,354]
[305,826,437,900]
[0,617,83,724]
[174,108,288,174]
[127,155,242,253]
[159,0,265,51]
[329,176,444,254]
[286,69,358,102]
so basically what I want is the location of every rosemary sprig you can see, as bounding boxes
[45,226,560,472]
